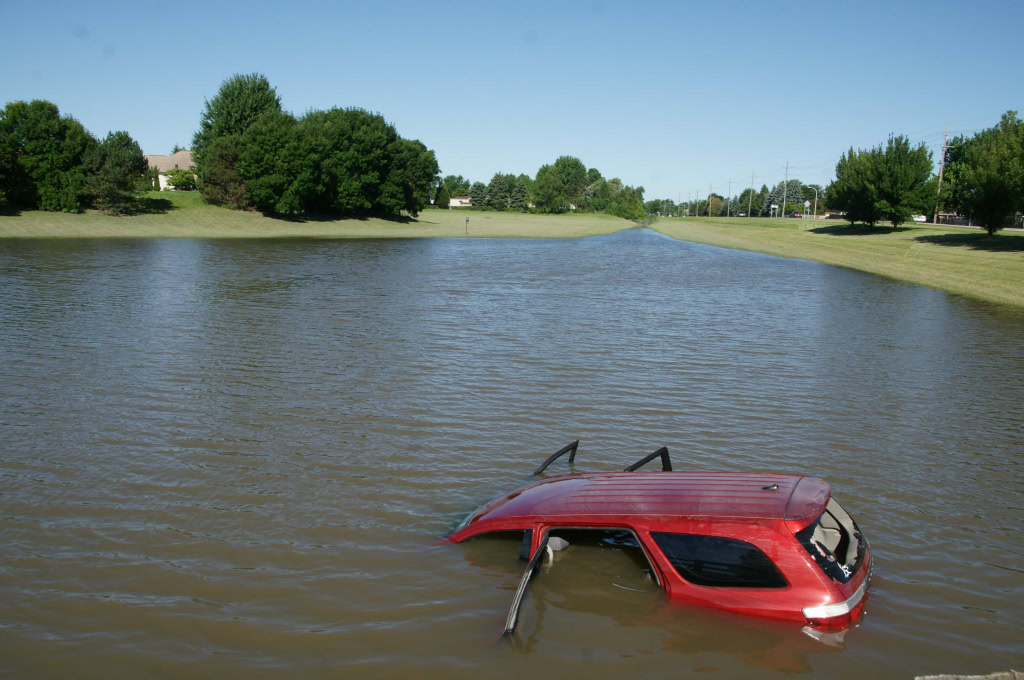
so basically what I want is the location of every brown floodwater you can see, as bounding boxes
[1,230,1021,679]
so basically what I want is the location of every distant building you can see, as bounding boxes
[145,149,194,190]
[449,196,472,207]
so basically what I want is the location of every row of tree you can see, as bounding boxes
[0,100,149,214]
[648,180,826,219]
[434,156,647,221]
[192,74,439,217]
[644,111,1022,236]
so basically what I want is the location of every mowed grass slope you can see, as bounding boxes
[0,192,632,240]
[654,217,1024,308]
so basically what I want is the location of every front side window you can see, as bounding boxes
[651,532,787,588]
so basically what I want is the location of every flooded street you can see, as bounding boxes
[1,229,1022,678]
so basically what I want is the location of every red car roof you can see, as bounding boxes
[462,471,831,529]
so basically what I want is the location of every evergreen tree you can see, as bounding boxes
[510,178,527,211]
[469,181,487,207]
[487,172,509,209]
[437,185,450,208]
[756,184,770,216]
[85,130,148,214]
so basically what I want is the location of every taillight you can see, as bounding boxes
[804,597,866,631]
[802,565,871,630]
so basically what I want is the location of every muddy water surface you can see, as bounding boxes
[1,230,1022,678]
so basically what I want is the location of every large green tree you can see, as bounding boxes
[84,130,148,214]
[0,100,96,212]
[828,148,883,227]
[236,106,437,217]
[944,111,1024,235]
[193,73,282,201]
[533,164,569,213]
[872,135,933,228]
[237,109,300,213]
[552,155,587,207]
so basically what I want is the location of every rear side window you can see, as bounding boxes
[651,532,787,588]
[795,497,865,584]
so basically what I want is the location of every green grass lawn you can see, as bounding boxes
[2,194,1022,307]
[0,192,632,240]
[653,217,1024,308]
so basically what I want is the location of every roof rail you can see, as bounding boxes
[533,440,580,475]
[624,446,672,472]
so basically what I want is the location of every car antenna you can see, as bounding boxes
[532,440,580,475]
[624,446,673,472]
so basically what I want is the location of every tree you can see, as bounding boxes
[237,109,298,213]
[0,100,96,212]
[944,111,1024,236]
[200,135,251,209]
[735,187,757,215]
[436,185,450,208]
[533,164,569,213]
[441,174,470,196]
[708,195,723,217]
[756,184,770,216]
[552,155,587,207]
[872,135,933,228]
[487,172,509,209]
[828,148,882,226]
[192,73,282,185]
[380,136,439,216]
[469,181,487,207]
[84,130,148,214]
[164,167,197,191]
[510,177,527,211]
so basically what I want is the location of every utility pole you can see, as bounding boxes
[687,189,691,217]
[727,178,732,217]
[747,171,755,217]
[934,123,949,224]
[781,161,789,218]
[708,184,713,217]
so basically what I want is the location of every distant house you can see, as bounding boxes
[449,196,472,207]
[145,149,194,190]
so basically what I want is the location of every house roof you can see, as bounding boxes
[145,149,193,173]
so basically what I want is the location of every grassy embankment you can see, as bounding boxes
[653,217,1024,308]
[0,192,631,240]
[2,193,1021,307]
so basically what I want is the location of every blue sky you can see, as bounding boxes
[3,0,1021,201]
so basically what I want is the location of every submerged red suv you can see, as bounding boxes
[448,442,871,635]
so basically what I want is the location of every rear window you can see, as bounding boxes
[650,532,787,588]
[795,497,866,584]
